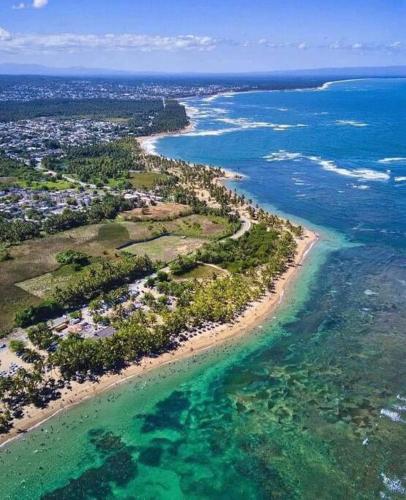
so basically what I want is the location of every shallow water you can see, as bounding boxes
[1,79,406,499]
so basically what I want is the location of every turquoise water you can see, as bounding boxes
[1,79,406,499]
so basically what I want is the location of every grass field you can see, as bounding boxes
[0,214,236,332]
[0,177,75,190]
[16,263,85,299]
[122,235,204,263]
[173,264,227,281]
[121,202,191,221]
[129,171,170,189]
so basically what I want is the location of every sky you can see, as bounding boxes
[0,0,405,72]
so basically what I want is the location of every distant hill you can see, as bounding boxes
[267,66,406,78]
[0,63,406,78]
[0,63,134,77]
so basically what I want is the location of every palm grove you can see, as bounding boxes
[0,129,302,434]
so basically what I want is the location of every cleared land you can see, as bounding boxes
[121,202,191,221]
[129,171,171,189]
[121,235,204,262]
[173,263,227,281]
[1,212,234,332]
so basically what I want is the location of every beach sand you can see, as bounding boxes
[0,123,318,448]
[0,227,317,448]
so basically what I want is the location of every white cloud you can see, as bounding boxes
[0,27,403,56]
[0,28,218,53]
[12,2,27,9]
[0,27,12,41]
[257,38,405,53]
[32,0,48,8]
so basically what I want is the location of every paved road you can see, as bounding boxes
[230,215,251,240]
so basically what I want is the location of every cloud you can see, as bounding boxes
[0,27,403,56]
[0,27,12,41]
[0,28,218,53]
[256,38,405,53]
[12,0,48,9]
[32,0,48,8]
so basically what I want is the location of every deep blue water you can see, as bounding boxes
[1,79,405,499]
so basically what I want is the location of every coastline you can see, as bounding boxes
[0,117,319,449]
[0,228,317,449]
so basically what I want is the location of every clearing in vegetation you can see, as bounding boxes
[121,235,204,263]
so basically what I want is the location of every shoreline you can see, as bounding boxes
[0,116,319,449]
[0,229,317,449]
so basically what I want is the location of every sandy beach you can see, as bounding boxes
[0,123,318,448]
[0,226,317,448]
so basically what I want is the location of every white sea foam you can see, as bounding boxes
[183,104,228,120]
[352,184,370,190]
[202,91,235,102]
[394,176,406,182]
[378,157,406,164]
[263,151,391,181]
[177,127,242,137]
[216,117,307,131]
[380,408,404,422]
[336,120,368,127]
[381,474,406,495]
[317,78,369,91]
[308,156,390,181]
[140,137,159,155]
[263,150,303,162]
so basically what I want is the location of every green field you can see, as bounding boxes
[0,214,236,332]
[173,263,227,281]
[122,235,204,262]
[129,171,170,189]
[16,263,86,299]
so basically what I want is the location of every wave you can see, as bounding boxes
[317,78,369,91]
[378,157,406,164]
[263,150,391,181]
[140,137,158,155]
[177,127,242,137]
[308,156,390,181]
[182,104,228,120]
[217,117,307,131]
[335,120,368,127]
[202,92,235,103]
[264,151,302,162]
[381,474,406,495]
[394,176,406,182]
[352,184,370,190]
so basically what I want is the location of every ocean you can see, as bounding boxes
[0,78,405,499]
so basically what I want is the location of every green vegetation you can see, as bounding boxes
[15,254,154,327]
[0,99,188,131]
[122,235,204,263]
[0,153,70,190]
[170,255,198,275]
[172,263,226,281]
[27,323,58,351]
[129,171,171,189]
[55,250,90,266]
[196,223,296,273]
[44,138,141,185]
[0,192,136,246]
[0,122,305,436]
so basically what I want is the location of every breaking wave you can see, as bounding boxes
[216,117,307,131]
[379,157,406,164]
[335,120,368,127]
[263,150,391,181]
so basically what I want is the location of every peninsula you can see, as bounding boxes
[0,102,317,446]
